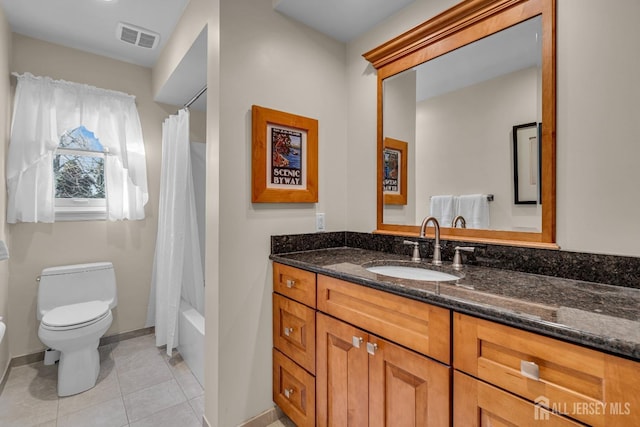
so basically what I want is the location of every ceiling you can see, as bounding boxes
[0,0,414,109]
[0,0,190,68]
[273,0,415,43]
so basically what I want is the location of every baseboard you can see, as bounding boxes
[9,326,155,368]
[100,326,154,346]
[0,356,11,396]
[238,406,285,427]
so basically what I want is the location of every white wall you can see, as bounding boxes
[217,1,347,425]
[556,0,640,255]
[347,0,640,257]
[415,67,540,231]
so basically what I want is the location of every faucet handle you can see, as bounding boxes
[403,240,421,262]
[452,246,475,269]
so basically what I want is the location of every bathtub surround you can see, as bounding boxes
[272,232,640,290]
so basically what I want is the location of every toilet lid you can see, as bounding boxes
[41,300,110,328]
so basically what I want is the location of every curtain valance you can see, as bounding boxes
[7,72,149,222]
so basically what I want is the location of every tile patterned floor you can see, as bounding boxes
[0,334,204,427]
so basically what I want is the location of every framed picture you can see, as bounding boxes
[513,122,541,204]
[251,105,318,203]
[383,137,407,205]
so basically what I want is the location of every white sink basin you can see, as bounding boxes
[366,265,459,282]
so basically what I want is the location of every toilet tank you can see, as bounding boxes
[37,262,117,320]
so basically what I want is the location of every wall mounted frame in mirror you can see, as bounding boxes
[513,122,541,205]
[383,137,408,205]
[364,0,556,248]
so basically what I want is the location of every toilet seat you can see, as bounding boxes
[41,300,110,331]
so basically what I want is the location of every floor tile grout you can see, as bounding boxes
[0,333,204,427]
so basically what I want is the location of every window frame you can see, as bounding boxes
[53,145,107,222]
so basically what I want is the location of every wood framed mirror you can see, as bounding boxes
[364,0,556,248]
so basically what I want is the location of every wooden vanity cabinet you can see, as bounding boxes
[273,263,317,427]
[316,275,451,427]
[274,262,640,426]
[454,312,640,427]
[454,371,583,426]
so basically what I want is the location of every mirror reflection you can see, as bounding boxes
[383,16,542,232]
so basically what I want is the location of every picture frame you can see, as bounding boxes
[513,122,541,205]
[251,105,318,203]
[383,137,408,205]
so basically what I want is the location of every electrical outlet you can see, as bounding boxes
[316,213,325,232]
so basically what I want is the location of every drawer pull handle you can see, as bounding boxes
[286,279,296,288]
[284,327,294,337]
[367,342,378,356]
[352,336,364,348]
[284,388,294,399]
[520,360,540,381]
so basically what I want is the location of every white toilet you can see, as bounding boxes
[37,262,117,396]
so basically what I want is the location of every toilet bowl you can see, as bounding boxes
[38,301,112,396]
[36,263,117,396]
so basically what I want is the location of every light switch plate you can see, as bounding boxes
[316,213,325,232]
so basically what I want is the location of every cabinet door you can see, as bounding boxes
[273,293,316,374]
[454,312,640,427]
[369,335,451,427]
[454,371,583,427]
[273,349,316,427]
[316,313,369,427]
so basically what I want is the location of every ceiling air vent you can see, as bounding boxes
[116,22,160,49]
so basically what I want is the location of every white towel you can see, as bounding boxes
[429,195,456,227]
[457,194,490,229]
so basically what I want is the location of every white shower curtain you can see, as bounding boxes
[146,109,205,355]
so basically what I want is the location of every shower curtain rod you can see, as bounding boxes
[184,86,207,109]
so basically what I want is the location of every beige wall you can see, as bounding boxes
[383,69,417,225]
[346,0,459,233]
[0,6,11,381]
[152,0,219,425]
[8,34,167,357]
[217,0,347,425]
[347,0,640,257]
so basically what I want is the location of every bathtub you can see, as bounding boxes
[178,299,204,387]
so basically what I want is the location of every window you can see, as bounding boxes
[7,73,148,223]
[54,126,107,221]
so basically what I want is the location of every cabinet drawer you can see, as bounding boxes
[454,371,583,426]
[273,349,316,427]
[273,293,316,374]
[273,262,316,308]
[317,274,451,364]
[454,313,640,427]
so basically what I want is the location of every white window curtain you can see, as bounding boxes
[7,72,149,222]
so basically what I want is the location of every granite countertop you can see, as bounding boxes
[270,247,640,361]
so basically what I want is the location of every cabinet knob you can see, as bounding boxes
[284,327,294,337]
[520,360,540,381]
[367,342,378,355]
[352,336,364,348]
[284,388,294,399]
[286,279,296,288]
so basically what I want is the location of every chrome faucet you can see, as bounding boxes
[452,215,466,228]
[419,216,442,265]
